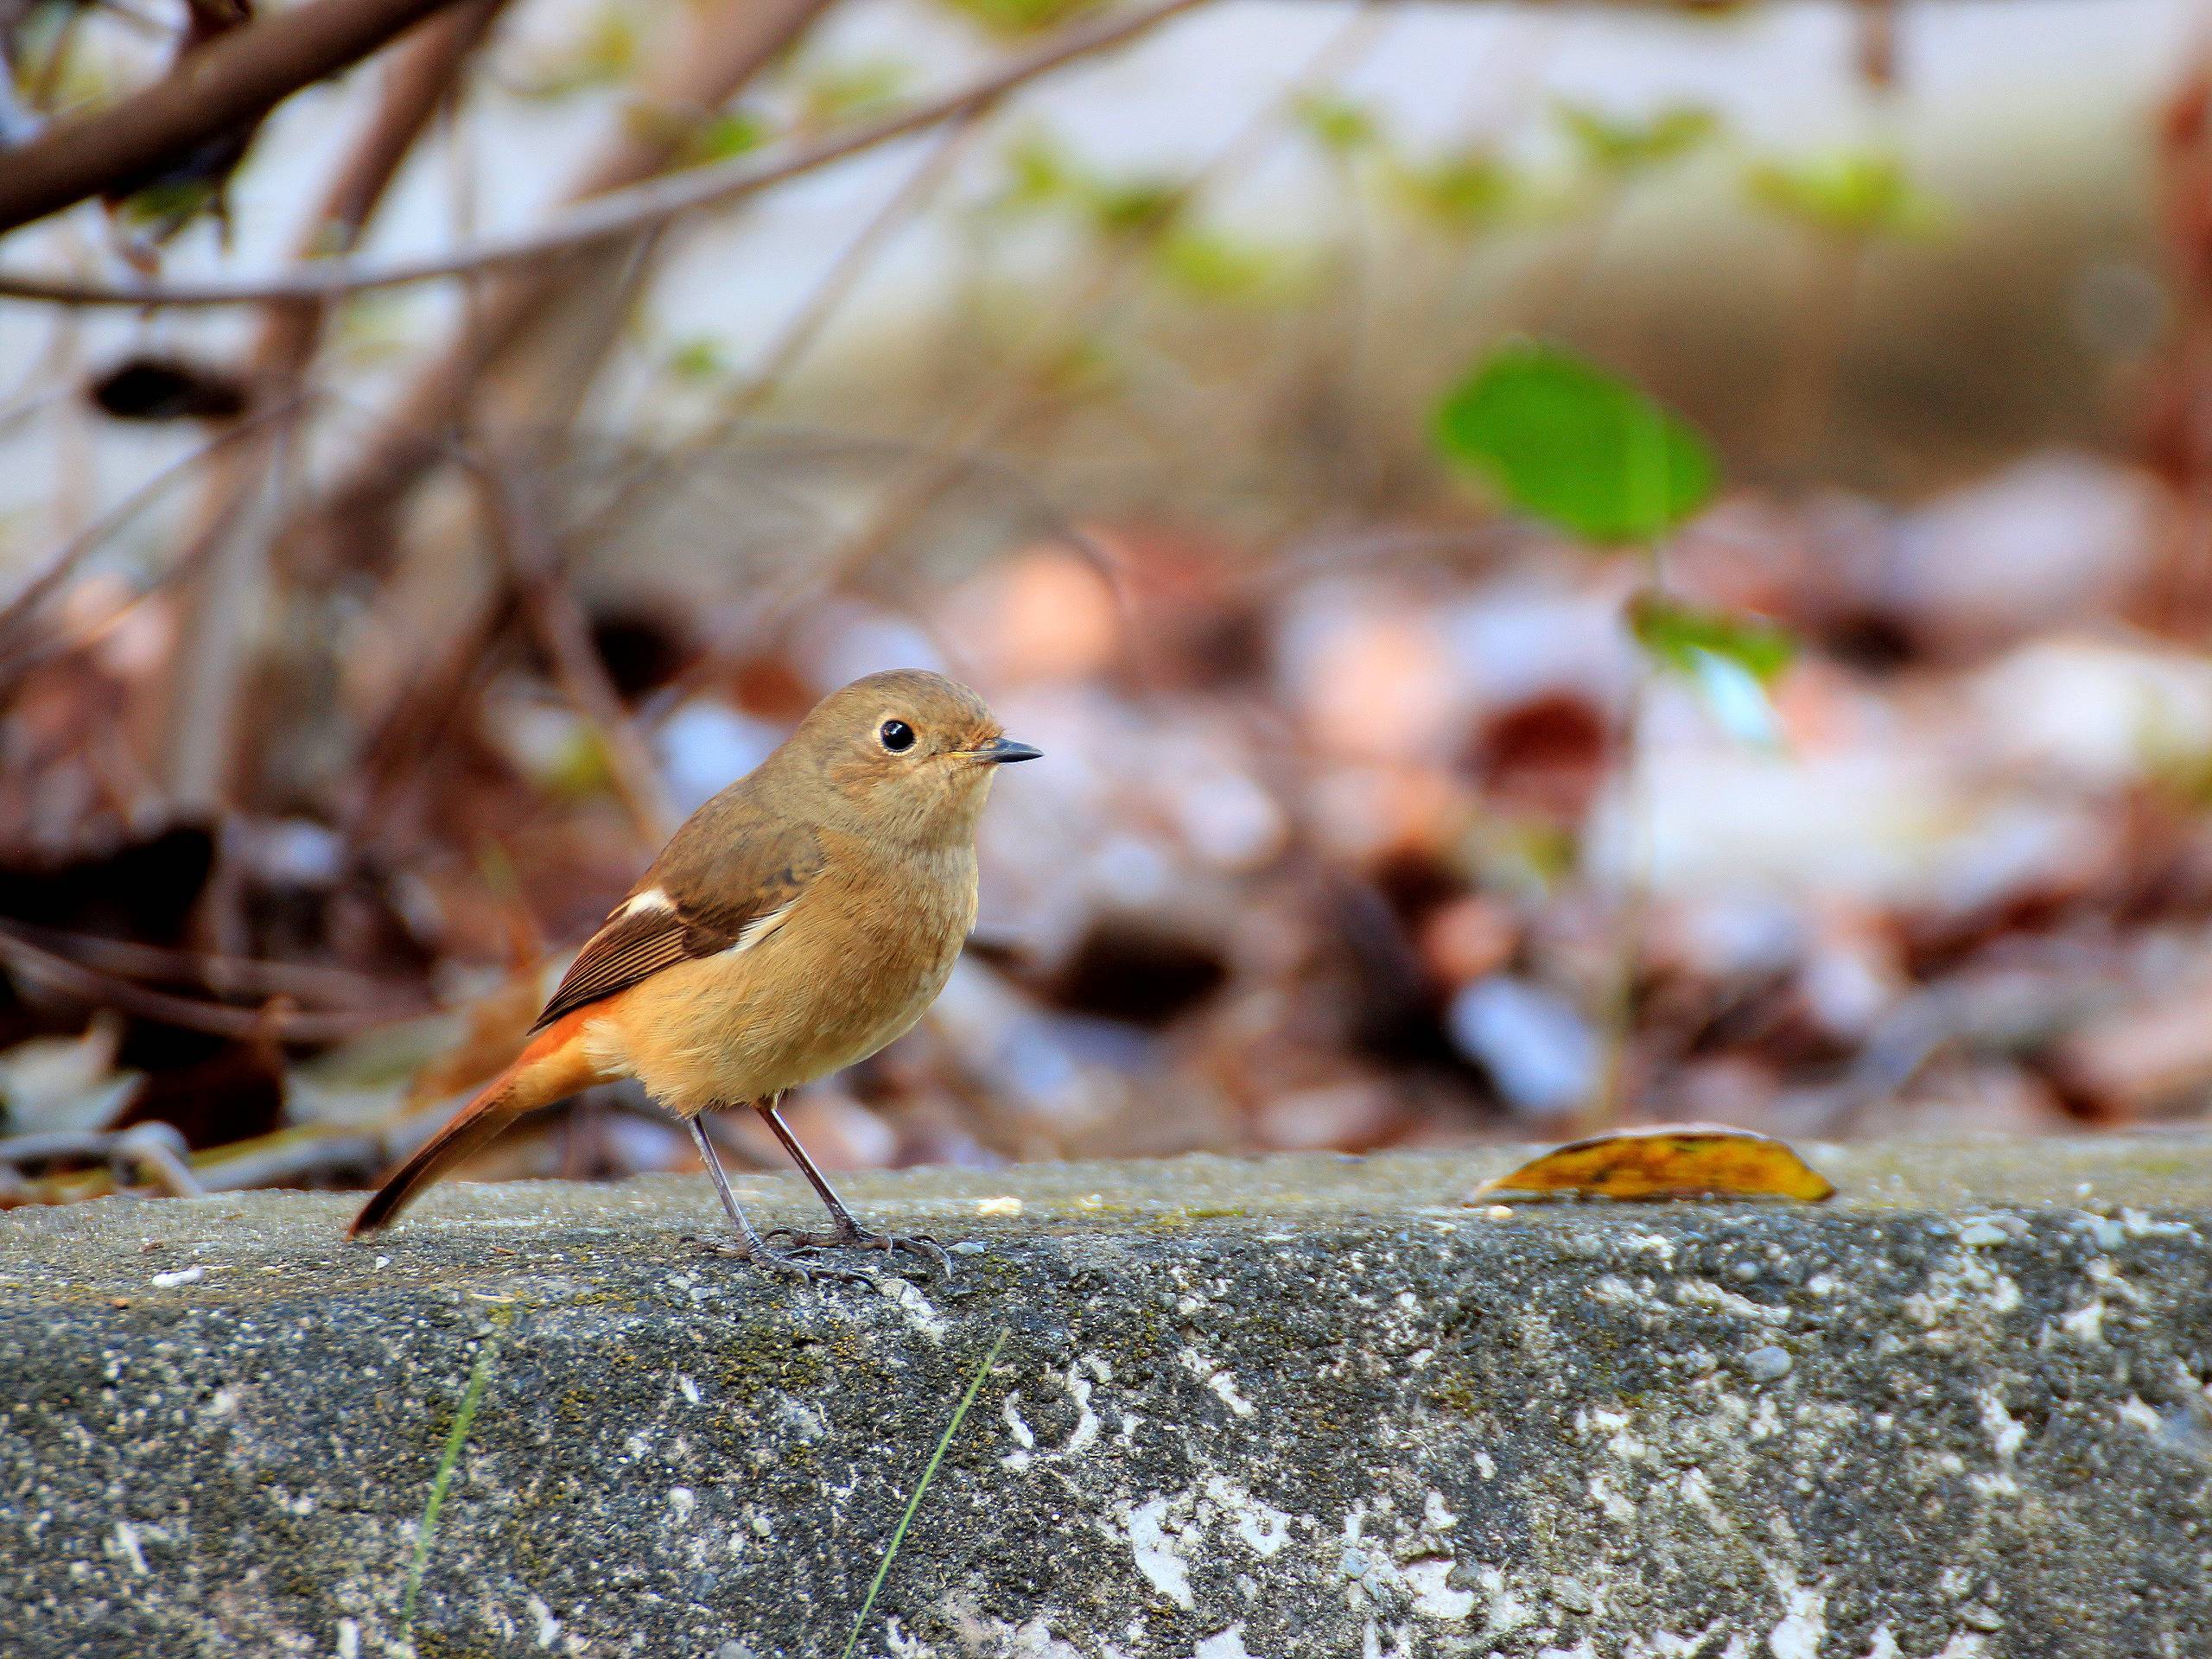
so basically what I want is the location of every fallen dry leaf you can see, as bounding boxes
[1465,1123,1836,1203]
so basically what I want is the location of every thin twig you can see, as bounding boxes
[291,0,859,575]
[0,923,409,1041]
[782,3,1390,645]
[0,383,72,443]
[731,115,990,423]
[0,0,477,232]
[0,391,313,662]
[0,0,1211,308]
[347,588,512,840]
[554,122,986,570]
[423,0,835,464]
[623,428,1116,724]
[0,918,432,1008]
[480,464,678,843]
[155,0,512,811]
[583,115,989,555]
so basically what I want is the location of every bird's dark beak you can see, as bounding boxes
[976,735,1042,765]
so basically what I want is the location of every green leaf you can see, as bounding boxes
[988,131,1182,240]
[1631,594,1796,749]
[544,726,616,801]
[1745,149,1941,240]
[798,59,910,129]
[329,293,411,367]
[1433,342,1719,542]
[117,179,220,230]
[512,6,639,100]
[941,0,1099,35]
[1033,334,1119,398]
[1556,103,1719,176]
[1628,592,1796,683]
[995,134,1077,213]
[1297,94,1382,157]
[1153,229,1289,302]
[1088,179,1185,238]
[683,111,766,168]
[1389,149,1519,232]
[664,336,729,384]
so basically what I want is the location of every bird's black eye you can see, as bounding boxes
[879,719,915,753]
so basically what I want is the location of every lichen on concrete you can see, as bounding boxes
[3,1139,2210,1657]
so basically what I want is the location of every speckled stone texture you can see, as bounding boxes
[4,1140,2211,1659]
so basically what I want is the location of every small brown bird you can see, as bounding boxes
[349,669,1039,1279]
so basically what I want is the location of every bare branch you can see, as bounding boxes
[156,0,511,810]
[727,114,986,423]
[0,0,1211,307]
[0,918,431,1009]
[0,0,475,234]
[0,392,311,667]
[480,465,679,845]
[262,0,512,366]
[0,923,411,1042]
[321,0,836,565]
[555,118,988,575]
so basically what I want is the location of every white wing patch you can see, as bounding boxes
[618,888,676,918]
[727,897,799,956]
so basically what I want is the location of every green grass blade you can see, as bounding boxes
[838,1325,1008,1659]
[402,1311,509,1629]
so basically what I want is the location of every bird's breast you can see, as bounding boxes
[594,846,977,1111]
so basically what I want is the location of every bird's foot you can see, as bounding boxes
[681,1232,873,1287]
[763,1221,957,1280]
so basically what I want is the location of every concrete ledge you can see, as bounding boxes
[5,1139,2212,1658]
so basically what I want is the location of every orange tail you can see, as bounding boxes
[349,1010,607,1237]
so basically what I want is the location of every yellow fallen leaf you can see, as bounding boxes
[1465,1123,1835,1204]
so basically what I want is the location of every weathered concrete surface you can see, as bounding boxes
[5,1139,2212,1659]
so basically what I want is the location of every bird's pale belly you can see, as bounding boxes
[583,882,970,1112]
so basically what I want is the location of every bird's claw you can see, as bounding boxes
[681,1232,874,1287]
[763,1223,957,1280]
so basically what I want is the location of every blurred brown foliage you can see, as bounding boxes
[2,0,2208,1209]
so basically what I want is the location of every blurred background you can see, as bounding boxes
[0,0,2205,1206]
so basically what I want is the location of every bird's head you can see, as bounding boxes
[791,669,1039,846]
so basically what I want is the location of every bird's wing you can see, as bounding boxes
[530,812,823,1033]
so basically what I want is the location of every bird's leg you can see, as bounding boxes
[684,1116,868,1286]
[757,1096,957,1277]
